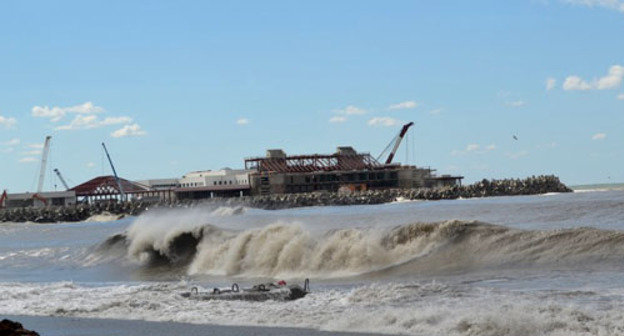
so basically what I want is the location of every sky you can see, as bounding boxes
[1,0,623,192]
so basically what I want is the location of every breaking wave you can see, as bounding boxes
[97,213,624,279]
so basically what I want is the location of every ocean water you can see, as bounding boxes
[2,188,624,335]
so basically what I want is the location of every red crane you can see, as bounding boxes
[0,190,7,208]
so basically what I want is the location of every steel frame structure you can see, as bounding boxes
[244,152,397,174]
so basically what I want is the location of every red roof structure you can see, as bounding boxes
[70,175,149,196]
[244,152,394,174]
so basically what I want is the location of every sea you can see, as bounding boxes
[2,184,624,335]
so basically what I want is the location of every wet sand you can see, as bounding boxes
[4,315,377,336]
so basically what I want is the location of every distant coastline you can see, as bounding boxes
[570,182,624,191]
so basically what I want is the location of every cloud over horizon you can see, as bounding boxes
[388,101,417,110]
[111,123,146,138]
[0,115,17,128]
[563,65,624,91]
[32,102,104,122]
[368,117,399,127]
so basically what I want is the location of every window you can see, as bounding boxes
[214,181,217,185]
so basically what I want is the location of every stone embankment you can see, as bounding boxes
[0,175,572,223]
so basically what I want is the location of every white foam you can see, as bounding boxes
[1,281,623,335]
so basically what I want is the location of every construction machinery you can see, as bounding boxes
[102,142,126,202]
[31,135,52,206]
[377,122,414,164]
[53,168,70,190]
[0,190,7,208]
[37,136,52,193]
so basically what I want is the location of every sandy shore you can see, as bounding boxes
[4,315,377,336]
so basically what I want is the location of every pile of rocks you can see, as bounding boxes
[0,175,572,223]
[224,174,573,209]
[0,319,39,336]
[0,200,151,223]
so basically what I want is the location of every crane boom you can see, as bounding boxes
[102,142,126,202]
[37,136,52,192]
[385,122,414,164]
[0,190,7,208]
[53,168,70,190]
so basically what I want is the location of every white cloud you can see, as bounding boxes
[2,138,20,146]
[86,162,95,168]
[618,93,624,100]
[0,115,17,128]
[367,117,399,127]
[428,108,442,115]
[506,100,526,107]
[329,116,347,123]
[32,102,104,122]
[0,148,13,153]
[18,157,38,163]
[592,132,607,140]
[506,150,529,160]
[546,78,557,91]
[563,76,592,90]
[388,101,418,110]
[56,115,132,131]
[597,65,624,89]
[452,143,497,156]
[21,150,42,156]
[563,65,624,91]
[111,123,146,138]
[466,144,480,152]
[563,0,624,13]
[27,143,44,149]
[335,105,366,115]
[236,118,250,125]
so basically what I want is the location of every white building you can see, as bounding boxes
[136,178,180,190]
[179,168,253,188]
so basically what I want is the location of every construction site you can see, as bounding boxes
[0,122,463,209]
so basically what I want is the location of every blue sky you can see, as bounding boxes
[1,0,623,192]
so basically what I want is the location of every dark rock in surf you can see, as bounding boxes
[0,319,40,336]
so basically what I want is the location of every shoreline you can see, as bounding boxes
[3,315,375,336]
[0,175,571,223]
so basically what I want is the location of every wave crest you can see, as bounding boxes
[101,216,624,279]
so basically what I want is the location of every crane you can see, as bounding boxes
[376,122,414,164]
[0,190,7,208]
[53,168,70,190]
[102,142,126,202]
[37,136,52,192]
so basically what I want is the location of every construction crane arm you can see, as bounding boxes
[0,190,7,208]
[53,169,70,190]
[102,143,126,201]
[37,136,52,192]
[385,122,414,164]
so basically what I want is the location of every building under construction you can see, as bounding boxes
[0,122,463,207]
[244,146,461,195]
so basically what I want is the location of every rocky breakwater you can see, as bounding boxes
[0,200,151,224]
[0,175,572,223]
[226,174,572,209]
